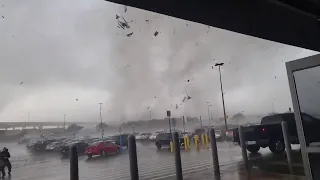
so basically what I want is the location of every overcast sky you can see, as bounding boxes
[0,0,318,124]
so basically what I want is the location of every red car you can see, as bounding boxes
[85,140,120,158]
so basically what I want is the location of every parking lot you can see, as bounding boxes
[0,140,279,180]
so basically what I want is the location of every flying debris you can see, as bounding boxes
[182,97,187,102]
[176,104,179,109]
[126,32,133,37]
[187,95,192,100]
[146,20,149,22]
[1,16,3,18]
[275,76,277,79]
[124,6,127,13]
[187,80,190,82]
[76,99,78,101]
[125,65,130,68]
[212,66,214,69]
[117,18,130,29]
[20,82,23,85]
[116,14,120,19]
[154,31,159,36]
[154,96,156,98]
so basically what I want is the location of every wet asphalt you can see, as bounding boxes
[1,141,276,180]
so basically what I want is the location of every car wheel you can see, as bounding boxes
[100,151,106,156]
[156,143,162,150]
[269,139,285,153]
[246,145,260,153]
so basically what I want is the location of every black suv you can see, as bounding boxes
[155,132,184,149]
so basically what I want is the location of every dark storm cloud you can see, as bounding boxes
[0,0,318,123]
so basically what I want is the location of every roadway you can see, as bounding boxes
[1,141,278,180]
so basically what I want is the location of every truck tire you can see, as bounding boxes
[246,145,260,153]
[269,139,285,153]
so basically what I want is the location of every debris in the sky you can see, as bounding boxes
[1,16,3,18]
[20,82,23,85]
[186,23,188,27]
[147,107,150,110]
[126,32,133,37]
[117,19,130,29]
[176,104,179,109]
[116,14,120,19]
[182,97,187,102]
[154,96,156,98]
[125,65,130,68]
[173,28,175,34]
[212,66,214,69]
[124,6,127,13]
[187,79,190,82]
[146,20,149,22]
[76,99,78,101]
[154,31,159,36]
[275,76,277,79]
[187,95,192,100]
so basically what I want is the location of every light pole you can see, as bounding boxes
[215,62,228,131]
[63,114,66,132]
[149,110,152,121]
[98,103,103,139]
[206,102,212,125]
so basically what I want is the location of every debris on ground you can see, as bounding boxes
[154,31,159,36]
[126,32,133,37]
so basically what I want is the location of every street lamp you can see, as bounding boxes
[206,102,213,125]
[63,114,66,132]
[98,103,103,139]
[214,62,228,131]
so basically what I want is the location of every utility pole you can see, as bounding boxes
[200,116,203,128]
[206,102,212,126]
[149,110,152,121]
[63,114,66,132]
[215,62,228,131]
[98,103,103,139]
[182,116,186,133]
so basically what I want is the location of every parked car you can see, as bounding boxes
[60,141,88,158]
[232,113,320,154]
[85,140,120,158]
[46,141,62,151]
[155,132,184,149]
[135,133,151,140]
[110,134,130,147]
[149,132,159,141]
[27,139,57,151]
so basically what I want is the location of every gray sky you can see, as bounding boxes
[0,0,318,124]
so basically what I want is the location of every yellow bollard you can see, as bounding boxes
[201,134,205,148]
[184,136,188,151]
[170,141,174,153]
[186,136,190,149]
[194,135,199,150]
[205,134,209,148]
